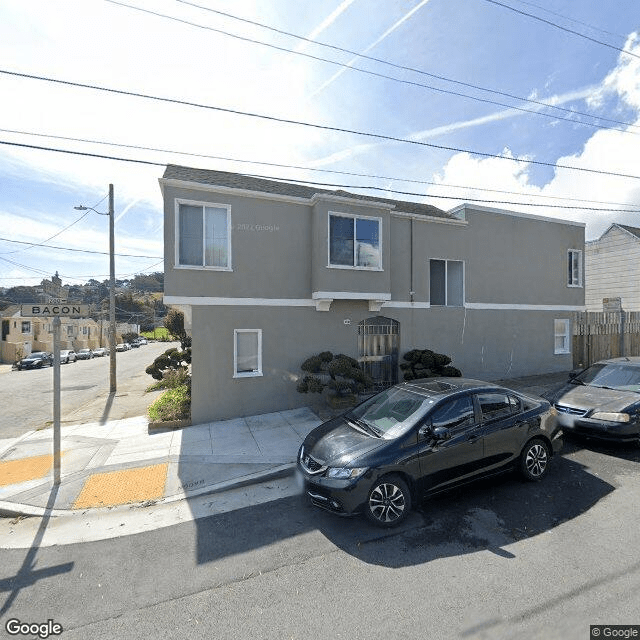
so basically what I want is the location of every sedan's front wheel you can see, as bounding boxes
[364,475,411,528]
[519,438,550,481]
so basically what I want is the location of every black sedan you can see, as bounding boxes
[17,352,53,370]
[546,357,640,444]
[297,378,561,527]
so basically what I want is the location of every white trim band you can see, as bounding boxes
[464,303,586,311]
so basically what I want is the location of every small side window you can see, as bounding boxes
[477,393,513,422]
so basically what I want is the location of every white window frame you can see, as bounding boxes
[567,249,582,287]
[429,259,465,307]
[327,212,383,271]
[554,319,571,355]
[233,329,263,378]
[21,321,31,334]
[175,199,232,272]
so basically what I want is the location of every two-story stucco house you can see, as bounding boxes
[585,223,640,311]
[160,165,585,424]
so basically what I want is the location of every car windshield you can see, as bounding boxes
[575,363,640,393]
[30,352,45,358]
[347,387,434,439]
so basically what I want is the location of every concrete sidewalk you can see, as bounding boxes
[0,371,570,519]
[0,408,322,517]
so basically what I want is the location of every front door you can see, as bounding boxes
[357,316,399,391]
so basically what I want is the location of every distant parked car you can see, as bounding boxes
[129,341,140,348]
[76,349,94,360]
[137,337,147,345]
[298,378,562,527]
[17,352,53,370]
[546,357,640,445]
[60,349,77,364]
[115,343,126,352]
[92,348,106,357]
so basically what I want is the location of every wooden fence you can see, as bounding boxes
[572,311,640,368]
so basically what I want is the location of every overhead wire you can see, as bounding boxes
[1,71,639,181]
[1,126,637,208]
[481,0,640,61]
[1,138,640,214]
[0,236,162,259]
[101,0,639,135]
[169,0,638,131]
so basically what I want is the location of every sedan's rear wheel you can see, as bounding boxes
[365,475,411,528]
[519,438,550,481]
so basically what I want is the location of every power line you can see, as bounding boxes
[2,69,639,180]
[169,0,638,131]
[2,138,640,213]
[481,0,640,61]
[3,126,636,208]
[510,0,625,39]
[102,0,638,135]
[0,236,162,258]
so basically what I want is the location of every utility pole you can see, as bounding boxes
[109,184,116,393]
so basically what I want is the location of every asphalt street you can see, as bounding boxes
[1,435,639,640]
[0,342,177,438]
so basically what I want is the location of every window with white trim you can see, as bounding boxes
[234,329,262,378]
[177,202,231,269]
[430,259,464,307]
[21,321,31,334]
[329,213,381,269]
[568,249,582,287]
[554,319,571,354]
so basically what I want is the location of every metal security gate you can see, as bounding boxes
[357,316,399,391]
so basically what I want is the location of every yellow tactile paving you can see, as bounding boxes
[73,463,169,509]
[0,453,58,487]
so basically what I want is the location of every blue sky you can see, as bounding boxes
[0,0,639,287]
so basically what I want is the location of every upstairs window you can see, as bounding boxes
[177,202,231,270]
[329,213,381,269]
[568,249,582,287]
[430,259,464,307]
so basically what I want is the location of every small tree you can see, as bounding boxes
[297,351,373,397]
[145,310,192,382]
[400,349,462,380]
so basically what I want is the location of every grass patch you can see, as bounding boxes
[141,327,172,340]
[148,384,191,422]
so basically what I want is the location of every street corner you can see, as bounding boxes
[72,462,169,510]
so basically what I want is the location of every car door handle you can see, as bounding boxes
[467,434,481,444]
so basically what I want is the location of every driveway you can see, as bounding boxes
[0,342,178,439]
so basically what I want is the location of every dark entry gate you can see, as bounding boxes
[357,316,400,391]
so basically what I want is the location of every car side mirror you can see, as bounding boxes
[432,426,451,441]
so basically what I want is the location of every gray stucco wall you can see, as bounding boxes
[191,302,574,423]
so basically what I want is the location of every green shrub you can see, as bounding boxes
[148,384,191,422]
[401,348,461,380]
[297,352,373,397]
[146,369,191,392]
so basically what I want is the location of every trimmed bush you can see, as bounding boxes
[297,352,373,397]
[401,348,461,380]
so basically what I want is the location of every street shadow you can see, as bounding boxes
[0,485,74,616]
[191,455,613,568]
[99,391,116,425]
[561,434,640,464]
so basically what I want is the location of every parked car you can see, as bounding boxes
[137,337,147,345]
[92,348,106,357]
[115,343,126,352]
[297,378,562,527]
[128,341,140,348]
[60,349,77,364]
[76,348,94,360]
[546,357,640,444]
[17,352,53,370]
